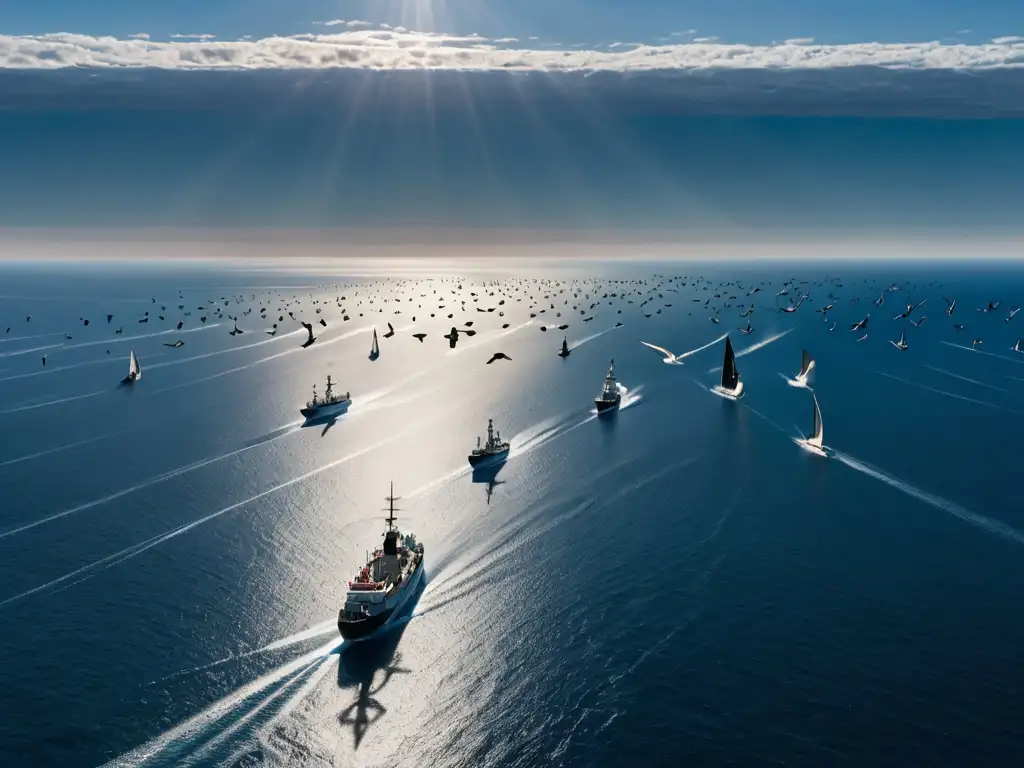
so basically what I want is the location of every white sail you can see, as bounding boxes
[129,349,141,380]
[808,392,824,448]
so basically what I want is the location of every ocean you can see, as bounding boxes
[2,257,1024,767]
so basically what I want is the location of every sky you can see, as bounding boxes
[5,0,1024,48]
[1,2,1023,238]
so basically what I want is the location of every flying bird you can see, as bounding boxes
[850,314,870,331]
[300,321,316,348]
[486,352,511,364]
[412,333,427,342]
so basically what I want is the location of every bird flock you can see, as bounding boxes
[4,272,1020,410]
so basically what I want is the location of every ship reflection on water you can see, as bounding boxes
[335,577,426,750]
[472,462,506,505]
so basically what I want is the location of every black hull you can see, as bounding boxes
[468,450,509,468]
[594,397,620,414]
[338,608,394,641]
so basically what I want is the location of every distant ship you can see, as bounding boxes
[121,349,142,384]
[594,359,621,414]
[337,484,425,642]
[300,374,351,420]
[468,418,510,467]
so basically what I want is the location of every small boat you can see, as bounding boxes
[121,349,141,384]
[594,359,621,414]
[557,337,570,358]
[712,335,744,399]
[369,328,380,360]
[791,349,814,387]
[468,418,510,467]
[795,391,831,457]
[337,484,425,641]
[300,374,351,420]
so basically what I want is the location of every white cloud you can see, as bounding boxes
[0,30,1023,71]
[315,20,347,28]
[169,34,216,41]
[493,37,519,44]
[128,33,149,40]
[693,36,719,43]
[785,38,815,45]
[993,36,1024,44]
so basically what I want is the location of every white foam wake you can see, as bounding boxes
[568,323,621,351]
[833,450,1024,546]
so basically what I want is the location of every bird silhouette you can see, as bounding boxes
[486,352,511,364]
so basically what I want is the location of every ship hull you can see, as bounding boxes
[338,558,424,642]
[467,449,509,468]
[301,398,351,421]
[594,396,620,414]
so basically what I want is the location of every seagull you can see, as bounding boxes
[1012,339,1023,354]
[486,352,511,364]
[709,315,721,324]
[1007,307,1020,323]
[739,321,754,335]
[857,333,868,342]
[300,321,316,348]
[383,322,395,338]
[412,333,427,342]
[815,302,835,316]
[943,297,956,316]
[978,301,1000,313]
[163,340,185,348]
[971,338,983,348]
[850,314,870,331]
[910,316,927,329]
[890,329,909,351]
[639,341,686,364]
[953,323,964,332]
[41,355,46,366]
[443,327,459,349]
[780,294,808,313]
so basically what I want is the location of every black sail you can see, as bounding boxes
[800,349,812,377]
[721,335,739,390]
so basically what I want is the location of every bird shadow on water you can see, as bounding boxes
[471,462,506,505]
[335,576,426,751]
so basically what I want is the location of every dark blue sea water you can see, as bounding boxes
[2,257,1024,767]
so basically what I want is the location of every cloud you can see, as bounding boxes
[784,38,815,45]
[128,33,149,41]
[692,37,719,43]
[993,36,1024,44]
[0,30,1023,71]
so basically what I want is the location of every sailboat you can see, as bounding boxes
[369,328,380,360]
[711,335,744,399]
[557,337,570,358]
[795,391,831,457]
[790,349,815,387]
[121,349,141,384]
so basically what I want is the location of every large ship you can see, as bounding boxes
[300,374,351,420]
[594,359,622,414]
[337,484,425,641]
[468,418,510,467]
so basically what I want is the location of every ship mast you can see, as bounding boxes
[486,419,494,447]
[383,482,400,533]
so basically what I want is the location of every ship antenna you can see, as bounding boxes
[383,481,401,532]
